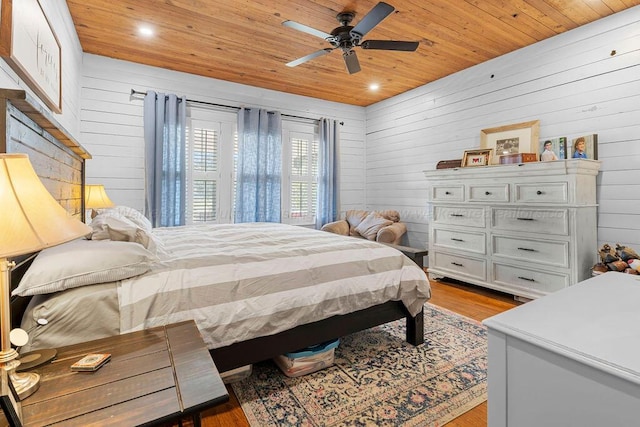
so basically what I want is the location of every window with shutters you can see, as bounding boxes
[185,112,319,226]
[186,113,235,224]
[282,122,318,226]
[189,126,218,222]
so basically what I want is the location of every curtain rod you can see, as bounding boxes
[130,89,336,124]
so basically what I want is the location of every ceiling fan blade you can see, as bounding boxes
[282,20,332,40]
[286,49,333,67]
[351,2,394,38]
[343,50,361,74]
[361,40,419,51]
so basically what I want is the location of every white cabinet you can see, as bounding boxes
[483,272,640,427]
[424,159,600,299]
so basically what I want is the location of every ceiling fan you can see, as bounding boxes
[282,2,419,74]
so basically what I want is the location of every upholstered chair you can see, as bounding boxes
[321,209,407,245]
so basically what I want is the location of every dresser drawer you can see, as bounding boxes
[433,227,486,255]
[492,235,569,268]
[468,184,509,203]
[493,263,569,296]
[431,252,486,281]
[431,185,464,201]
[514,182,568,204]
[492,208,568,236]
[433,206,486,228]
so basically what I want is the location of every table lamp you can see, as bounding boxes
[0,153,91,402]
[85,184,114,219]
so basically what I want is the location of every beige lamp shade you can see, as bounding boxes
[85,184,115,209]
[0,153,92,258]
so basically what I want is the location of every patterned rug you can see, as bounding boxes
[231,304,487,426]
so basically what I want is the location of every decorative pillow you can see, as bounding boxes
[97,206,152,232]
[12,239,157,297]
[90,213,151,248]
[345,210,369,237]
[354,212,393,240]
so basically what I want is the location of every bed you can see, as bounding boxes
[11,213,430,372]
[4,89,430,373]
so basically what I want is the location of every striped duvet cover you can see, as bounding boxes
[118,222,431,350]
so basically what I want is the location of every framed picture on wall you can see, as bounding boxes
[480,120,540,164]
[1,0,62,113]
[462,148,493,167]
[569,134,598,160]
[0,0,11,57]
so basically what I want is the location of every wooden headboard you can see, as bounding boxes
[1,88,91,329]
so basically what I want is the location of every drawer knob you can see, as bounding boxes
[451,262,463,267]
[485,191,491,195]
[450,214,464,217]
[518,276,536,282]
[516,217,534,221]
[517,247,536,252]
[445,191,451,195]
[536,190,543,195]
[451,238,464,242]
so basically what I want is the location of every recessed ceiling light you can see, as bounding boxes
[139,26,154,37]
[369,83,380,91]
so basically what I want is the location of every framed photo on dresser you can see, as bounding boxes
[462,148,492,167]
[480,120,540,164]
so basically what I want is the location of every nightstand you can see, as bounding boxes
[17,320,228,426]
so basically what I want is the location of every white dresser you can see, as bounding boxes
[483,272,640,426]
[424,159,600,299]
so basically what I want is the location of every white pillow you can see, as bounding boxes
[90,213,151,248]
[354,212,393,240]
[97,206,152,232]
[12,239,157,297]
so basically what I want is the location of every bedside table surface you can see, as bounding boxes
[20,320,228,426]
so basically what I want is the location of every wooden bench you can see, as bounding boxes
[384,243,428,269]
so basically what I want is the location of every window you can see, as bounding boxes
[189,126,218,222]
[282,121,318,225]
[186,112,319,226]
[186,112,236,224]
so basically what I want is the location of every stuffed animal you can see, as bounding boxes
[627,259,640,272]
[607,260,629,272]
[616,244,640,262]
[599,244,619,263]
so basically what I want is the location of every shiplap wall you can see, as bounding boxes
[80,54,366,213]
[366,5,640,251]
[0,0,83,137]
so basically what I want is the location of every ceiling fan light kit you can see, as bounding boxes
[283,2,419,74]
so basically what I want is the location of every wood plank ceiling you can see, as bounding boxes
[66,0,640,107]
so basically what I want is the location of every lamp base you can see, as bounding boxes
[1,359,40,400]
[16,348,57,371]
[10,370,40,400]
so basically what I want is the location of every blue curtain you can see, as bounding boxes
[316,118,340,229]
[234,108,282,223]
[143,91,187,227]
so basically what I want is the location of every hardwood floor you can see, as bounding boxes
[199,277,521,427]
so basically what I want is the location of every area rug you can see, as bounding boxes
[231,303,487,426]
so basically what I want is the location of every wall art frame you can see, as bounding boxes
[0,0,11,57]
[1,0,62,113]
[462,148,493,167]
[480,120,540,164]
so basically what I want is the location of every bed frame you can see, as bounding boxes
[4,88,425,374]
[9,258,424,372]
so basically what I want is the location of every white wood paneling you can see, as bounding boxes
[365,6,640,251]
[80,54,366,213]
